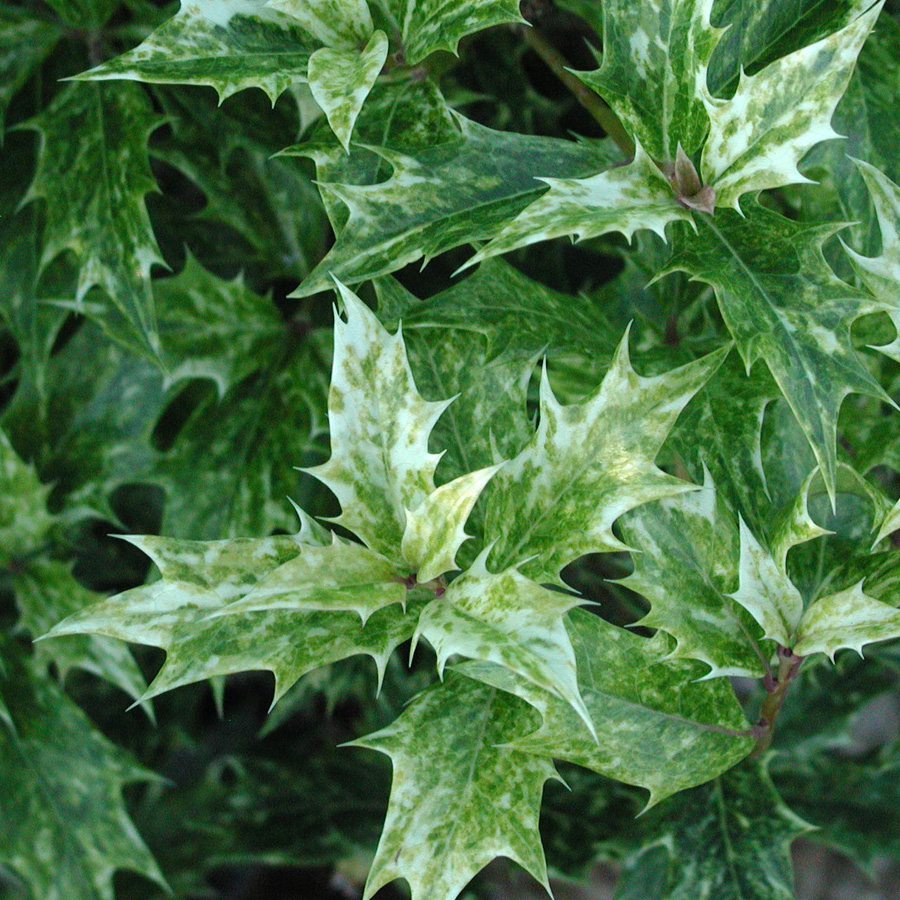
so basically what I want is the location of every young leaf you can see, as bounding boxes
[414,559,592,731]
[290,103,618,295]
[73,0,322,103]
[353,672,555,900]
[665,202,886,497]
[468,141,691,267]
[575,0,721,158]
[484,332,727,583]
[619,470,768,678]
[700,1,882,208]
[307,30,389,152]
[0,644,164,900]
[21,81,165,358]
[460,608,753,806]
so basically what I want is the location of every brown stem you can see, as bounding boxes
[750,645,804,758]
[520,25,635,157]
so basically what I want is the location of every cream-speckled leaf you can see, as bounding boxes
[469,142,691,266]
[484,332,727,583]
[44,532,422,703]
[459,608,753,806]
[768,465,834,570]
[619,469,768,679]
[353,672,554,900]
[730,518,804,647]
[844,159,900,363]
[401,465,502,583]
[206,538,406,624]
[701,1,882,208]
[0,429,53,557]
[74,0,321,103]
[290,111,618,295]
[308,31,388,152]
[266,0,372,46]
[306,282,449,561]
[665,203,885,497]
[575,0,721,158]
[415,560,592,732]
[390,0,525,64]
[793,581,900,659]
[875,497,900,546]
[0,644,164,900]
[21,81,164,358]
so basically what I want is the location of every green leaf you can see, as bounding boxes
[415,560,592,731]
[0,643,164,900]
[390,0,525,64]
[21,81,165,358]
[74,0,322,103]
[40,0,116,27]
[353,672,555,900]
[0,428,53,557]
[461,608,753,806]
[0,9,59,135]
[308,30,389,152]
[484,332,727,583]
[290,93,619,295]
[619,469,768,678]
[267,0,373,46]
[616,761,811,899]
[575,0,721,158]
[665,202,885,497]
[700,1,881,209]
[469,141,691,266]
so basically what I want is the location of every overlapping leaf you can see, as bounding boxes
[459,608,753,806]
[21,81,165,358]
[483,331,727,582]
[353,672,555,900]
[665,202,885,497]
[0,644,164,900]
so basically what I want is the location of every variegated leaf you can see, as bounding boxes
[793,581,900,659]
[308,31,388,152]
[414,557,592,732]
[290,107,618,295]
[459,608,753,806]
[353,672,555,900]
[306,282,449,561]
[701,1,882,209]
[844,159,900,363]
[875,497,900,546]
[74,0,322,103]
[483,331,727,583]
[468,141,691,267]
[619,469,768,678]
[575,0,721,158]
[0,429,53,557]
[0,10,59,135]
[267,0,373,46]
[21,81,165,358]
[729,517,804,647]
[390,0,525,64]
[0,644,164,900]
[664,203,885,498]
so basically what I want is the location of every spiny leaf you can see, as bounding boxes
[353,672,555,900]
[460,608,753,806]
[483,331,727,583]
[21,81,164,359]
[0,9,59,135]
[0,643,164,900]
[700,0,882,209]
[575,0,721,158]
[307,30,388,152]
[390,0,526,64]
[73,0,322,103]
[0,428,53,556]
[266,0,373,47]
[290,102,618,295]
[665,202,886,498]
[415,559,592,732]
[619,469,769,678]
[468,141,691,267]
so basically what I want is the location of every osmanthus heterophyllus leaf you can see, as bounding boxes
[43,280,754,900]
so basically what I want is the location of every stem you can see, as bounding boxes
[520,25,635,157]
[750,645,803,758]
